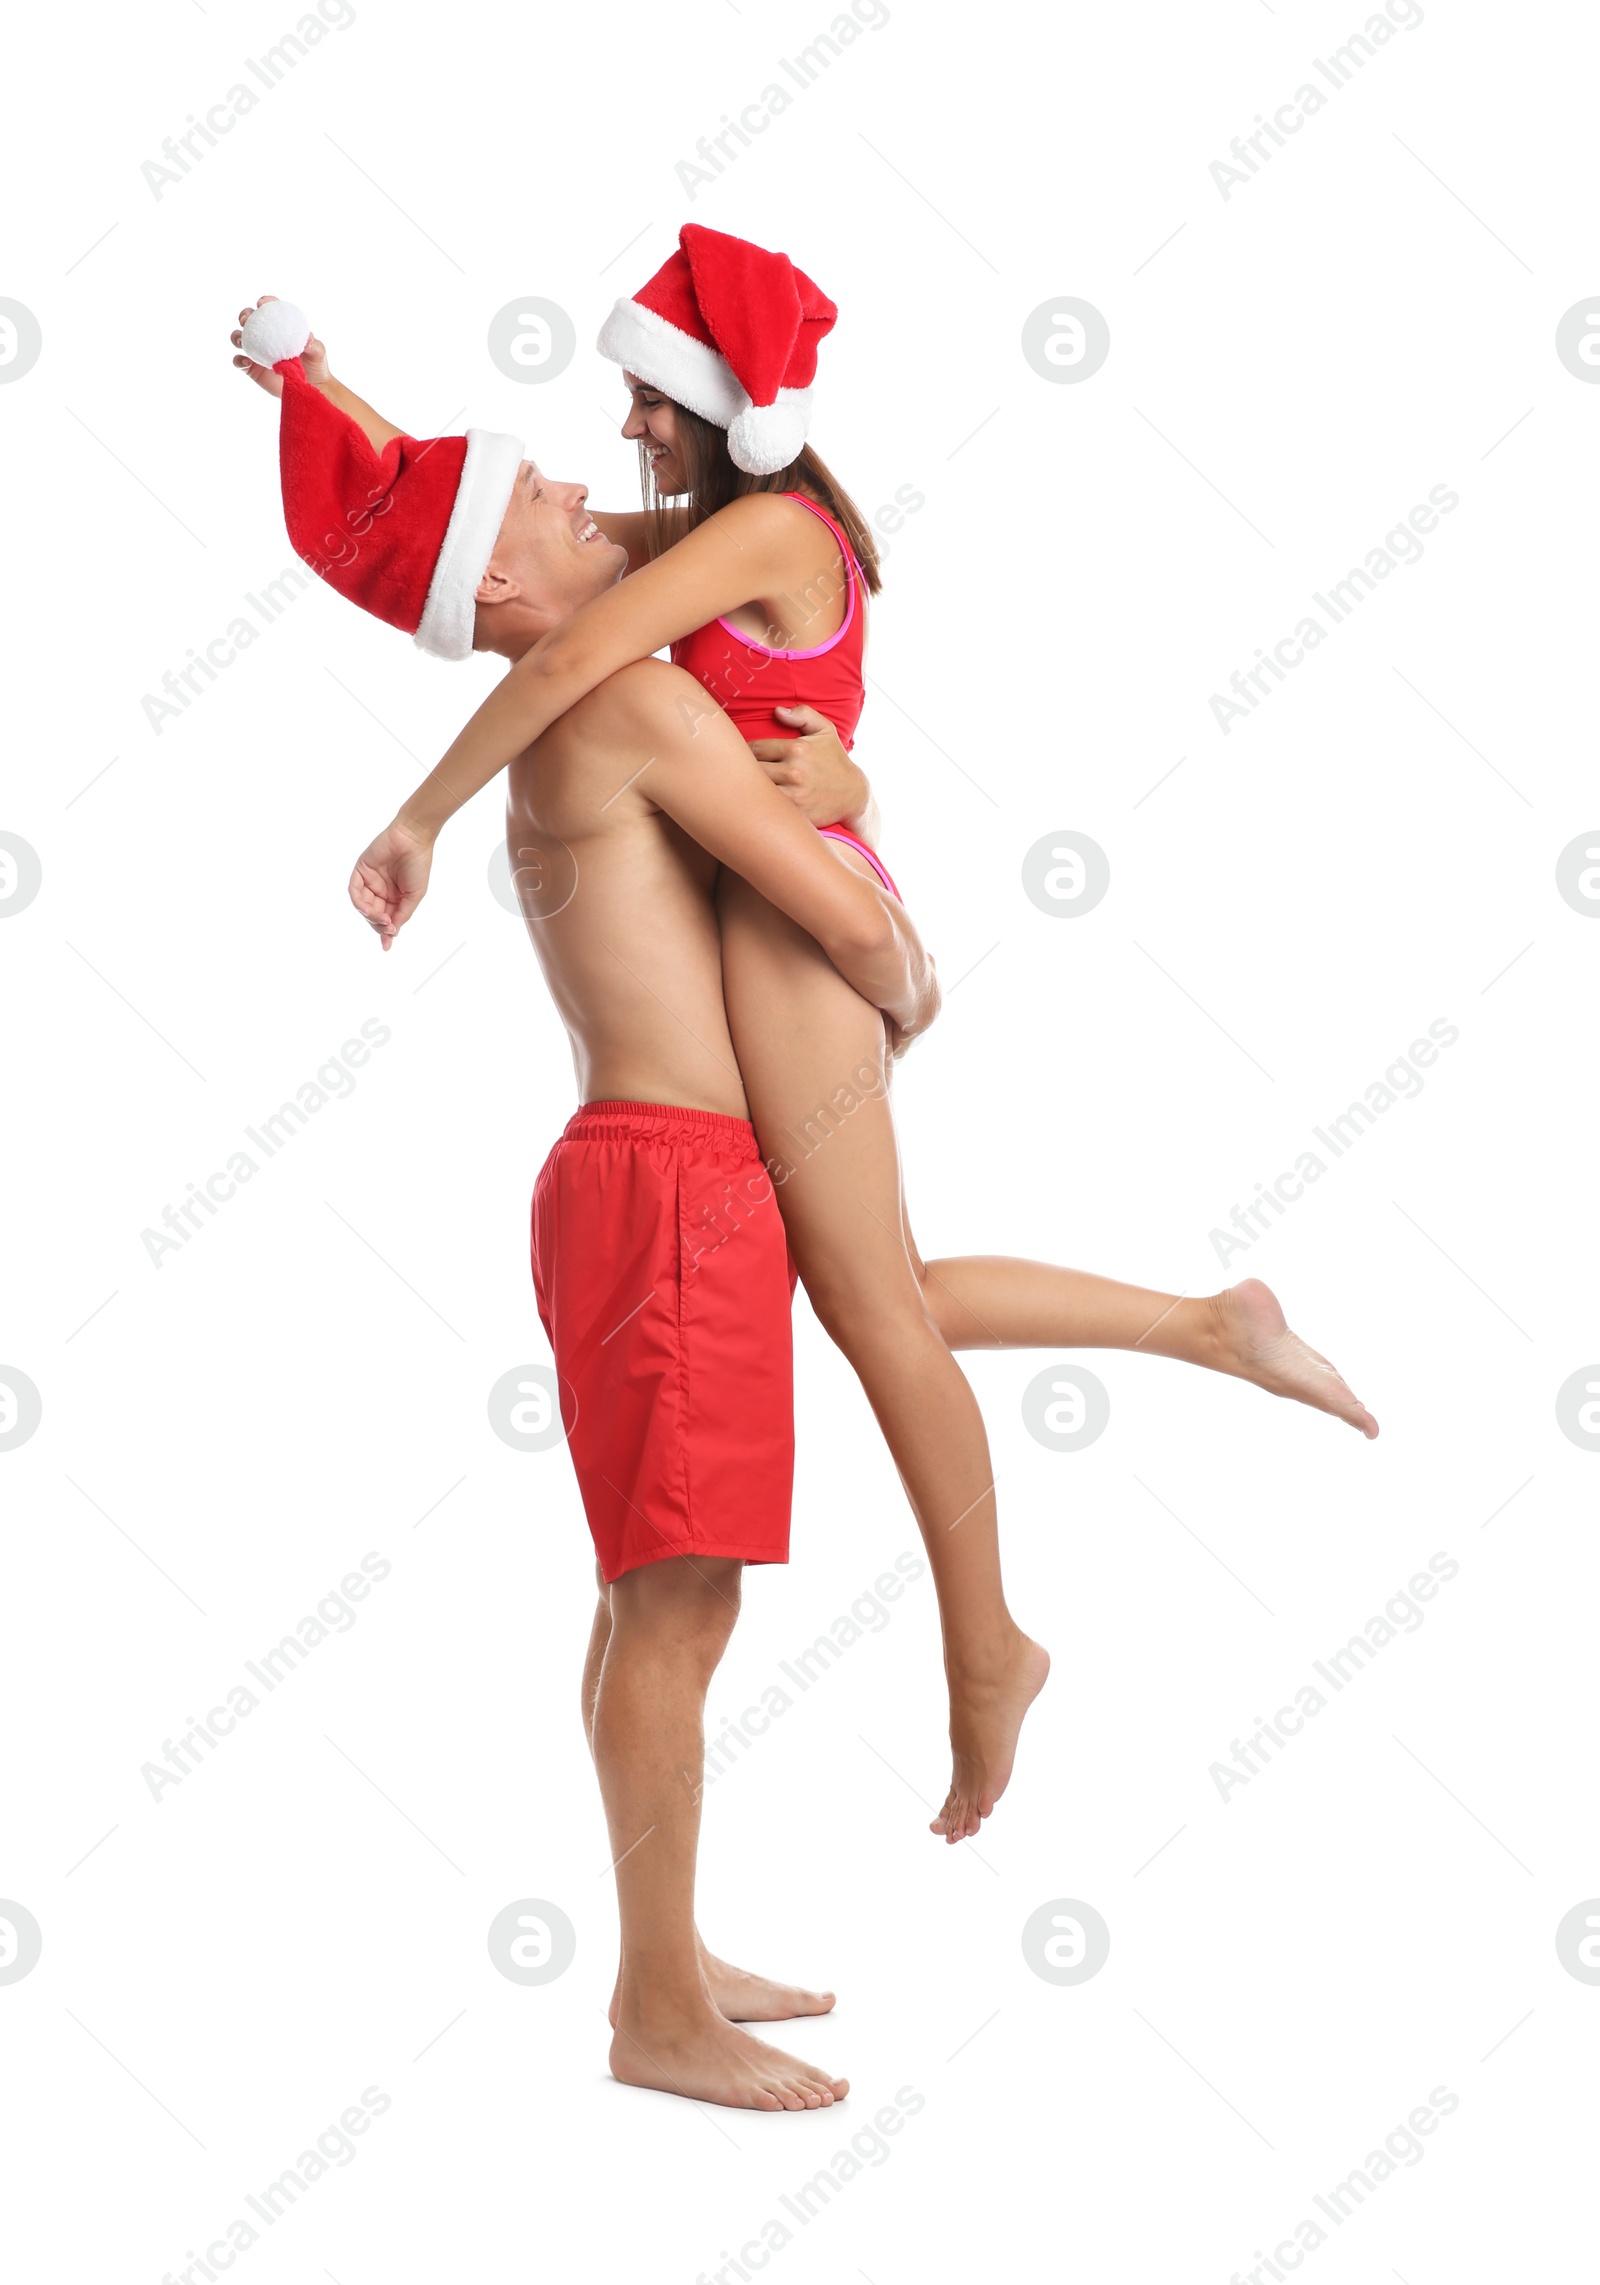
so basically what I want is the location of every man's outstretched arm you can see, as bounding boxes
[232,296,406,450]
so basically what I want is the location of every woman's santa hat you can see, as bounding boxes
[597,225,836,476]
[238,300,523,661]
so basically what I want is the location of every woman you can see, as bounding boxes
[233,230,1376,1847]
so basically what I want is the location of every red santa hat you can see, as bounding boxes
[238,300,523,661]
[596,225,837,476]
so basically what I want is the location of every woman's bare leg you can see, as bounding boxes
[919,1261,1378,1435]
[719,873,1049,1843]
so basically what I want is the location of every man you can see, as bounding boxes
[233,299,936,2112]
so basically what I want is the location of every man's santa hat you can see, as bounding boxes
[238,300,522,661]
[597,225,836,477]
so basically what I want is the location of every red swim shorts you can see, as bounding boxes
[530,1100,796,1583]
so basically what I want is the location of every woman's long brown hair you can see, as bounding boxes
[639,400,883,596]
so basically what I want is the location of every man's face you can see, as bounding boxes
[478,461,627,631]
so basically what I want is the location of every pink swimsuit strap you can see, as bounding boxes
[713,493,862,660]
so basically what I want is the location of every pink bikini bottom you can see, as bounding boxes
[817,824,901,902]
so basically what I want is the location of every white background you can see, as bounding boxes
[3,0,1596,2278]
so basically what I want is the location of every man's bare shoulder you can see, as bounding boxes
[520,659,718,822]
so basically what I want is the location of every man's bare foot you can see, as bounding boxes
[608,1943,835,2028]
[610,2005,847,2111]
[1211,1278,1379,1438]
[930,1629,1051,1843]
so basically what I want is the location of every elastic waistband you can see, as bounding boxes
[562,1099,759,1150]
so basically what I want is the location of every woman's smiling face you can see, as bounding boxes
[620,374,690,494]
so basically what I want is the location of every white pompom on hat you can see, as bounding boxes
[239,298,312,369]
[597,224,837,476]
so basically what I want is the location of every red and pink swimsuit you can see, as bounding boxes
[668,493,901,899]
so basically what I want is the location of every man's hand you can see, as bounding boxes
[349,819,435,951]
[230,295,331,398]
[747,704,870,829]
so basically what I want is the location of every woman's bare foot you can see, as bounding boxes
[608,1942,835,2028]
[931,1629,1051,1843]
[610,2004,847,2111]
[1209,1278,1379,1438]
